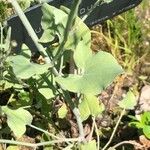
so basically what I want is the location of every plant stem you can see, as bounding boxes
[54,0,81,61]
[8,0,45,55]
[73,108,85,140]
[59,55,64,76]
[93,117,100,150]
[88,117,95,141]
[102,108,126,150]
[110,140,144,149]
[9,0,59,75]
[8,0,84,142]
[63,90,85,141]
[28,124,61,140]
[0,138,79,148]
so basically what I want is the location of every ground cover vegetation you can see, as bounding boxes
[0,0,150,149]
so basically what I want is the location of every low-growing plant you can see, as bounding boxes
[129,112,150,139]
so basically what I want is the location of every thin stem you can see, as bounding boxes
[93,117,100,150]
[8,93,14,103]
[59,55,64,76]
[62,90,85,140]
[0,138,79,148]
[102,109,126,150]
[8,0,45,56]
[88,117,95,141]
[70,0,104,34]
[110,140,144,149]
[8,0,59,75]
[54,0,82,61]
[28,124,61,140]
[73,108,85,141]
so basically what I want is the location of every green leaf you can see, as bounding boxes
[141,112,150,125]
[119,90,137,109]
[41,3,67,28]
[2,106,33,138]
[58,103,68,119]
[7,51,51,79]
[56,51,123,95]
[129,121,143,129]
[80,140,97,150]
[143,125,150,139]
[41,4,91,51]
[79,94,104,121]
[53,7,67,26]
[10,91,32,108]
[65,17,91,50]
[60,6,91,48]
[39,29,55,43]
[38,88,54,99]
[41,3,55,29]
[74,40,92,69]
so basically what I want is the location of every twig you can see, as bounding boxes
[110,140,144,149]
[0,138,79,148]
[102,108,126,150]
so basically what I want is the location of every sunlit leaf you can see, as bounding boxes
[58,103,68,119]
[80,140,97,150]
[143,125,150,139]
[141,112,150,125]
[119,90,137,109]
[79,94,104,121]
[41,3,67,28]
[38,88,54,99]
[39,29,55,43]
[7,50,51,79]
[41,3,55,29]
[2,106,33,138]
[74,40,92,69]
[56,51,123,95]
[41,4,91,51]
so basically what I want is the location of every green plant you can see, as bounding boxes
[129,112,150,139]
[0,0,132,149]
